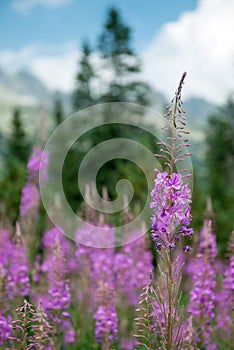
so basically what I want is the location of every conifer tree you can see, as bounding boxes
[8,107,29,163]
[73,41,95,110]
[67,7,155,211]
[206,98,234,252]
[54,93,63,126]
[97,6,151,105]
[1,107,29,221]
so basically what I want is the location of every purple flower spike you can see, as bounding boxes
[0,315,11,345]
[150,171,192,248]
[27,147,48,181]
[20,182,40,217]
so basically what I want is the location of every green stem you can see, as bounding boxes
[166,85,178,350]
[167,251,173,350]
[146,278,153,349]
[22,306,28,350]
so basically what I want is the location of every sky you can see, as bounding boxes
[0,0,234,104]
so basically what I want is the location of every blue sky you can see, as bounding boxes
[0,0,197,51]
[0,0,234,103]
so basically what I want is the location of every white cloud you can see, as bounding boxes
[0,42,79,91]
[11,0,72,13]
[142,0,234,104]
[3,0,234,103]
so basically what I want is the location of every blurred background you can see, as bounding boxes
[0,0,233,254]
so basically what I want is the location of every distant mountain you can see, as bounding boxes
[0,68,71,133]
[0,68,218,138]
[0,69,48,107]
[14,70,48,97]
[183,97,218,127]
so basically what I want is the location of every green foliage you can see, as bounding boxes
[0,157,27,222]
[0,108,30,221]
[98,7,139,74]
[62,123,157,212]
[206,98,234,252]
[54,93,64,126]
[73,41,96,110]
[97,6,151,105]
[8,107,29,163]
[66,7,154,211]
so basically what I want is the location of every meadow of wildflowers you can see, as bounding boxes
[0,73,233,350]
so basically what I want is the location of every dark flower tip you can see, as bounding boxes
[183,245,192,252]
[156,243,162,250]
[168,243,175,249]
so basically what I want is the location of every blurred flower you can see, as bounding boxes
[188,216,217,348]
[20,182,40,217]
[0,315,11,345]
[40,227,75,345]
[217,255,234,342]
[27,147,48,181]
[94,305,118,343]
[114,234,153,305]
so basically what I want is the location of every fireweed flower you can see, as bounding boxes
[4,224,30,300]
[6,241,30,299]
[74,224,153,347]
[187,211,217,349]
[0,315,11,346]
[0,230,13,347]
[27,146,48,181]
[94,281,118,349]
[86,225,118,349]
[94,304,118,345]
[9,299,53,349]
[188,259,216,348]
[29,302,53,349]
[136,72,193,350]
[20,182,40,217]
[40,227,75,346]
[197,198,217,262]
[150,171,193,249]
[20,146,48,218]
[9,299,36,349]
[114,233,153,306]
[75,225,118,348]
[120,338,137,350]
[0,230,13,270]
[150,72,193,251]
[216,246,234,344]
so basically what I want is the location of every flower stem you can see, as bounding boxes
[167,250,173,350]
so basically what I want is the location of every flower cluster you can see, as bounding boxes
[216,255,234,343]
[114,234,153,305]
[187,214,217,349]
[0,228,30,301]
[150,171,193,249]
[20,146,48,218]
[94,304,118,345]
[27,147,48,181]
[0,315,11,345]
[135,72,193,350]
[39,227,75,345]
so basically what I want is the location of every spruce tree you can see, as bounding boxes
[73,41,95,110]
[90,7,153,201]
[66,7,155,212]
[97,6,151,104]
[54,93,63,126]
[8,107,29,163]
[206,98,234,252]
[1,107,29,221]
